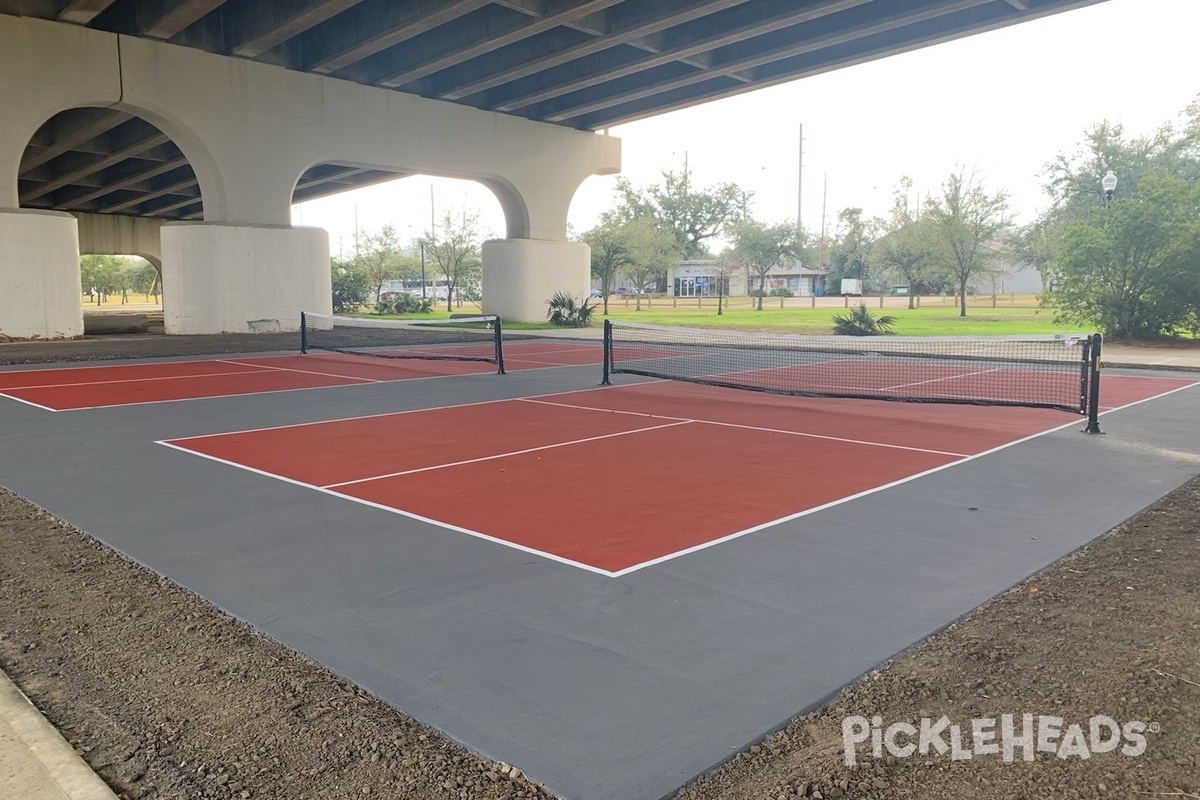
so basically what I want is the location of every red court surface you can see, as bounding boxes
[0,340,601,411]
[160,373,1196,576]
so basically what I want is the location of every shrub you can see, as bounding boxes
[332,267,371,313]
[833,303,897,336]
[768,287,795,297]
[546,292,596,327]
[375,292,433,315]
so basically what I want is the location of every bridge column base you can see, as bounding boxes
[0,209,83,341]
[161,223,330,335]
[481,239,590,324]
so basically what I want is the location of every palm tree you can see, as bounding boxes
[832,304,896,336]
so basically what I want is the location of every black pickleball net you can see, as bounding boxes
[603,320,1102,417]
[301,312,506,373]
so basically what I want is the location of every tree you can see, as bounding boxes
[833,304,897,336]
[1041,103,1200,227]
[712,249,744,316]
[331,256,372,313]
[874,178,936,309]
[614,165,748,258]
[620,216,679,311]
[1043,174,1200,339]
[1032,96,1200,338]
[355,224,409,301]
[79,254,127,303]
[582,215,634,315]
[924,168,1011,317]
[727,220,799,311]
[129,259,161,302]
[422,208,483,313]
[827,208,876,293]
[546,292,596,327]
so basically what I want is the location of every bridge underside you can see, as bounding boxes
[5,0,1105,221]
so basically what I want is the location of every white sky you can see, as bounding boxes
[293,0,1200,257]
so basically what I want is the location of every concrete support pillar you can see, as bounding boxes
[161,223,330,335]
[481,239,590,323]
[0,209,83,340]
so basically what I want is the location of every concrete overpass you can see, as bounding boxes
[0,0,1106,337]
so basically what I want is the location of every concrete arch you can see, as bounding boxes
[105,99,224,223]
[290,161,527,241]
[477,178,530,241]
[2,13,621,330]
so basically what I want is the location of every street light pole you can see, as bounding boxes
[1102,170,1118,208]
[420,242,426,299]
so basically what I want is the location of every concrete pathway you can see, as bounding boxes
[0,668,118,800]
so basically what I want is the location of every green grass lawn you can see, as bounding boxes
[354,298,1084,337]
[596,304,1075,337]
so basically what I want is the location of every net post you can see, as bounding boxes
[1078,335,1091,414]
[300,312,308,354]
[493,315,505,374]
[1083,333,1103,434]
[601,319,613,385]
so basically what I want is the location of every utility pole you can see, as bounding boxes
[820,172,828,252]
[796,123,804,269]
[796,123,803,234]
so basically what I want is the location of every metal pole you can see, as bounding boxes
[601,320,613,385]
[420,242,426,299]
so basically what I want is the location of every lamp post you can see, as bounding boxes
[1102,170,1118,207]
[420,241,427,299]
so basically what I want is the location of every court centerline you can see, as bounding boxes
[880,366,1004,391]
[518,397,972,458]
[214,359,382,383]
[0,366,278,390]
[321,420,693,489]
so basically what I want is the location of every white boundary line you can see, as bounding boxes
[5,350,596,413]
[28,359,529,412]
[518,397,972,458]
[880,366,1004,391]
[155,378,1199,578]
[154,440,620,578]
[164,382,643,441]
[506,356,598,368]
[324,420,692,488]
[0,367,276,391]
[214,358,383,383]
[504,343,600,356]
[0,392,60,412]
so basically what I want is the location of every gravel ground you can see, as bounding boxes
[1,333,1198,800]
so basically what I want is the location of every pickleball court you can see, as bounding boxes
[1,322,1197,800]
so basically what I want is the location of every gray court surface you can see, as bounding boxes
[1,356,1198,800]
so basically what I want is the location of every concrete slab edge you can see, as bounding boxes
[0,667,119,800]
